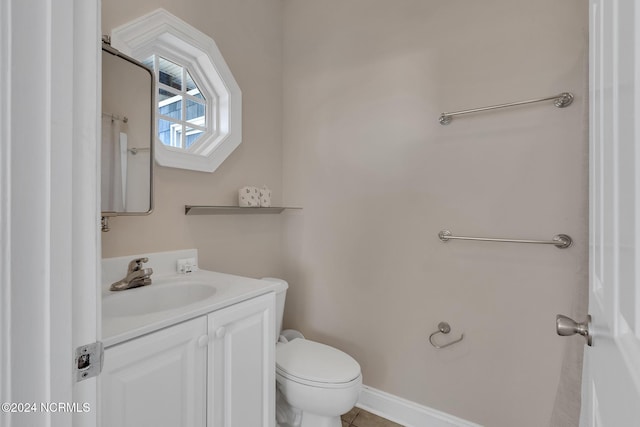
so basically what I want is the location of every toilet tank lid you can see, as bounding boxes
[276,339,361,384]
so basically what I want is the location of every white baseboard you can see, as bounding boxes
[356,385,483,427]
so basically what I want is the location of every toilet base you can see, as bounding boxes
[276,387,345,427]
[300,412,341,427]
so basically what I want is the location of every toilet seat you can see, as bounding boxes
[276,339,361,388]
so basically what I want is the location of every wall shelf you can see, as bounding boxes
[185,205,303,215]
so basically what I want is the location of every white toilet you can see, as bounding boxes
[263,278,362,427]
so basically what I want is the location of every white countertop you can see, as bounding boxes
[102,269,283,347]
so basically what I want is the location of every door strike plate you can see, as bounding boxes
[75,342,104,382]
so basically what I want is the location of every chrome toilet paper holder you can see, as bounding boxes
[429,322,464,349]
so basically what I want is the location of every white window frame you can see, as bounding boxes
[110,8,242,173]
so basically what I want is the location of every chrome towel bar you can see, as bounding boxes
[128,147,150,155]
[438,92,574,125]
[438,230,572,249]
[102,112,129,123]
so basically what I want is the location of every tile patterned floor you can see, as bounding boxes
[341,407,404,427]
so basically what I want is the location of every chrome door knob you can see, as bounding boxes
[556,314,592,346]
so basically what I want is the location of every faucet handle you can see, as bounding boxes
[127,257,149,273]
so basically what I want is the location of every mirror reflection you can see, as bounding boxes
[101,44,154,215]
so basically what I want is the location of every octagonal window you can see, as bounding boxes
[144,56,209,150]
[111,9,242,173]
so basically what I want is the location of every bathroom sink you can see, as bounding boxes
[101,262,284,347]
[103,281,217,317]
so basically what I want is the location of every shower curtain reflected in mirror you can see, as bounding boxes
[101,115,128,212]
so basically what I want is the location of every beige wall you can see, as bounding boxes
[102,1,589,425]
[101,0,284,278]
[281,1,588,426]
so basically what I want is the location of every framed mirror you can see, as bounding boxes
[101,41,154,224]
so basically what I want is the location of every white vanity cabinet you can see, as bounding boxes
[208,292,275,427]
[101,316,208,427]
[101,293,275,427]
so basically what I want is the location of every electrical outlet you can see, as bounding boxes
[177,258,198,274]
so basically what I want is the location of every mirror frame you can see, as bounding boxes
[101,41,154,221]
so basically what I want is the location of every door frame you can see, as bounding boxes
[0,0,100,426]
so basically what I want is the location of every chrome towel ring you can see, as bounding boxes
[429,322,464,349]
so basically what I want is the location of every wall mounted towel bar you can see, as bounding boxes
[128,147,150,155]
[438,92,574,125]
[102,112,129,123]
[429,322,464,349]
[438,229,572,249]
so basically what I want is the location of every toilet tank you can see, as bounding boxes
[261,277,288,342]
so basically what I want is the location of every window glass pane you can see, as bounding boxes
[186,99,206,124]
[158,57,183,91]
[185,127,204,149]
[142,56,155,70]
[158,88,179,103]
[185,70,205,101]
[149,56,214,153]
[158,119,181,148]
[159,95,182,120]
[158,118,183,148]
[185,70,197,92]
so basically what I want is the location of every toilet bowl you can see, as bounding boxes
[276,338,362,427]
[262,278,362,427]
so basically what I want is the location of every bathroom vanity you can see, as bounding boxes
[101,250,283,427]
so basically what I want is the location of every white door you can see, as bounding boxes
[0,1,100,427]
[582,0,640,425]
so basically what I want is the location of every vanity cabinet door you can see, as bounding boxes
[207,293,276,427]
[102,317,208,427]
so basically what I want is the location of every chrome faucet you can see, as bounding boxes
[110,257,154,291]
